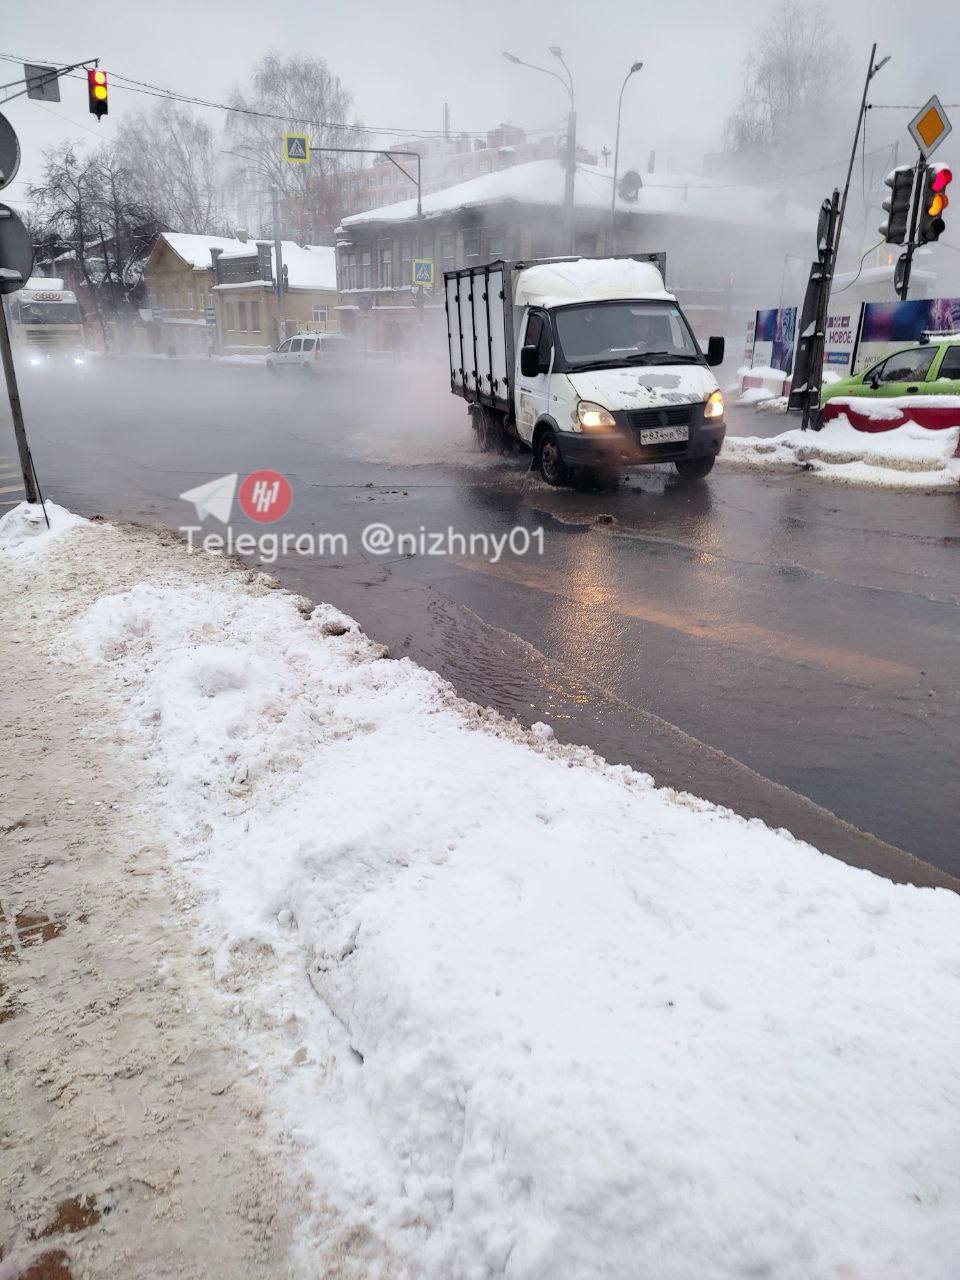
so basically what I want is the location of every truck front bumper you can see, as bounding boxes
[554,416,726,469]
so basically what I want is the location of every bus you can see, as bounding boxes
[9,278,87,365]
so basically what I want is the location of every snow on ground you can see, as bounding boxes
[4,505,960,1278]
[0,499,88,557]
[723,415,960,490]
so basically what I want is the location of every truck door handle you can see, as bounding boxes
[906,385,919,393]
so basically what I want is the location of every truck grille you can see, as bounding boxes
[621,404,694,431]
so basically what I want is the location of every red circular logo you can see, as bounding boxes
[238,470,292,523]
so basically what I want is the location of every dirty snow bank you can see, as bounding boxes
[723,416,960,489]
[0,500,89,557]
[13,512,960,1278]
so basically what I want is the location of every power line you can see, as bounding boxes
[833,240,884,293]
[0,49,559,144]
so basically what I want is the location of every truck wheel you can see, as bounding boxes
[472,407,508,453]
[537,429,571,486]
[674,455,716,481]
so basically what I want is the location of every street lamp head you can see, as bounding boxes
[549,46,563,57]
[630,61,644,74]
[873,54,891,75]
[502,51,520,63]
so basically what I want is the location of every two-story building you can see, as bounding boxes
[142,232,257,356]
[334,157,812,353]
[210,241,338,354]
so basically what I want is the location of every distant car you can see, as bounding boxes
[821,335,960,409]
[266,331,352,375]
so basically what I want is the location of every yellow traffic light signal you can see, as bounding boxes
[919,164,951,243]
[87,68,108,120]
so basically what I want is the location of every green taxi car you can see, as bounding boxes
[821,336,960,409]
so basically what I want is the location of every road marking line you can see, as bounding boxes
[456,557,917,682]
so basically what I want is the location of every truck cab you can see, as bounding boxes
[445,256,725,485]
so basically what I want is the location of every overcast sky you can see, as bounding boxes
[2,0,957,209]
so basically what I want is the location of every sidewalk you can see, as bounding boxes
[2,504,960,1279]
[0,515,301,1280]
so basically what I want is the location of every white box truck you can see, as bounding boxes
[444,255,726,485]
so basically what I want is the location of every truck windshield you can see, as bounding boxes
[553,301,701,370]
[18,301,82,324]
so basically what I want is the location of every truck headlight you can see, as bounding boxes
[577,400,616,430]
[704,390,724,419]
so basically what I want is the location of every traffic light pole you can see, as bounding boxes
[0,297,40,506]
[896,151,927,301]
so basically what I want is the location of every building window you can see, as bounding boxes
[440,234,456,275]
[379,244,393,289]
[238,300,248,331]
[346,252,358,290]
[400,241,413,288]
[486,234,503,261]
[312,305,328,325]
[360,250,372,289]
[463,228,480,263]
[250,301,260,332]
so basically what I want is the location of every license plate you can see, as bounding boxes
[640,424,689,445]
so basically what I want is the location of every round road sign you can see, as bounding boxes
[0,112,21,193]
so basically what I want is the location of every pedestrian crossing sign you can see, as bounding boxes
[412,258,434,286]
[282,133,310,164]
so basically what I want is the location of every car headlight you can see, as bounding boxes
[577,400,616,430]
[704,389,724,419]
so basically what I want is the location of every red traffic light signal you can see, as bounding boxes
[87,68,108,120]
[919,163,951,243]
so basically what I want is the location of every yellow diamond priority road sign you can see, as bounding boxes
[909,94,952,159]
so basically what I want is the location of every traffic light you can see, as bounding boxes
[918,163,952,244]
[879,165,914,244]
[87,68,108,120]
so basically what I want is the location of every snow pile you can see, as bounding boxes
[724,416,960,489]
[0,500,88,558]
[60,563,960,1279]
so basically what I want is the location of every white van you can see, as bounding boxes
[266,331,351,375]
[444,256,725,484]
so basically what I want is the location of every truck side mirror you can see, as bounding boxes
[520,344,540,378]
[706,336,725,367]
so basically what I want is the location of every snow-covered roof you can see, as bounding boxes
[338,158,812,234]
[24,277,65,291]
[831,263,936,290]
[515,258,672,308]
[208,240,337,292]
[160,232,256,271]
[284,243,336,291]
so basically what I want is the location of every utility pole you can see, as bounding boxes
[503,47,577,251]
[610,61,644,250]
[0,298,39,504]
[896,151,927,301]
[270,185,286,345]
[834,45,886,268]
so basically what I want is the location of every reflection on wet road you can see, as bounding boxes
[10,357,960,875]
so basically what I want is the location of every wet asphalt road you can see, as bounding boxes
[6,356,960,878]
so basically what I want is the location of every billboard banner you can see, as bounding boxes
[823,307,860,378]
[854,296,960,373]
[743,314,756,369]
[752,307,797,374]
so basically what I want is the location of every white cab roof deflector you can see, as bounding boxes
[513,257,674,310]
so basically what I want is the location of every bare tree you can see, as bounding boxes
[115,102,227,234]
[28,143,162,342]
[722,2,852,160]
[224,54,364,241]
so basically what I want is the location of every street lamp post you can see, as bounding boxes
[610,61,643,250]
[504,48,577,252]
